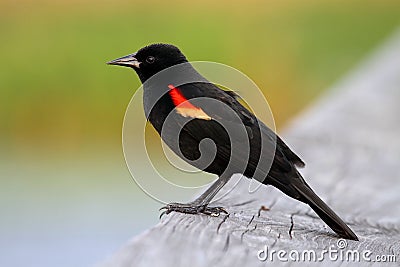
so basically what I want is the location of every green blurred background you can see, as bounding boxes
[1,0,399,266]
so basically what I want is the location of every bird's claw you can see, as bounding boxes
[159,210,168,219]
[159,202,228,218]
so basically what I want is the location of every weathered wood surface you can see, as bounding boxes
[101,30,400,266]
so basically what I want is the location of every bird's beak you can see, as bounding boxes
[107,53,141,68]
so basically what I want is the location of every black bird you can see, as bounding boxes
[107,43,358,240]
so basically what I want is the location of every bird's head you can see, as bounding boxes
[107,43,188,82]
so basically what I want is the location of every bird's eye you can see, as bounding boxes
[146,56,155,64]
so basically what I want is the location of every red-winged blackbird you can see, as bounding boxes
[107,43,358,240]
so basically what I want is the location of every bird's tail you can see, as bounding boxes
[289,180,358,240]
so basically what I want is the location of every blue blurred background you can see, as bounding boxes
[1,0,400,266]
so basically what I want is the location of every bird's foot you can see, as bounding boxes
[159,202,228,218]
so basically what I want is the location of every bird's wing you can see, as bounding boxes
[166,82,304,177]
[166,83,256,172]
[185,83,304,166]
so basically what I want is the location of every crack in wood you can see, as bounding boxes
[230,199,257,207]
[246,215,255,228]
[217,213,230,234]
[223,234,230,252]
[240,229,249,243]
[289,214,295,239]
[257,205,270,217]
[240,223,258,243]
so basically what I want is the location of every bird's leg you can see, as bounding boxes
[160,174,231,218]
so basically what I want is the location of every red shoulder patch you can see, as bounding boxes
[168,84,195,109]
[168,84,211,120]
